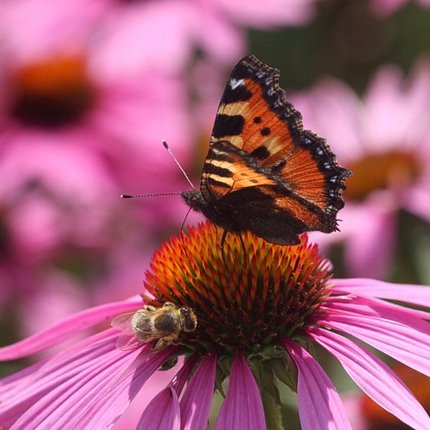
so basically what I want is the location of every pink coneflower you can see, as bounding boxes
[1,222,430,428]
[0,0,192,242]
[292,59,430,277]
[0,0,192,291]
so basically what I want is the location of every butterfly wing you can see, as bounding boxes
[200,55,350,242]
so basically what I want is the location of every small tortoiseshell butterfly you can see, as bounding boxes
[181,55,350,245]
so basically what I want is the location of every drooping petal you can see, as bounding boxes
[324,294,430,321]
[284,339,352,430]
[170,357,197,395]
[136,357,197,430]
[0,326,173,430]
[333,278,430,308]
[0,297,142,360]
[215,353,265,430]
[73,347,174,429]
[137,387,180,430]
[180,354,217,430]
[11,346,139,429]
[309,327,430,430]
[0,330,135,428]
[321,306,430,377]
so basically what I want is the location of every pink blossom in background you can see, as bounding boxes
[371,0,430,17]
[94,0,318,79]
[212,0,316,26]
[0,4,191,263]
[292,58,430,278]
[17,270,91,351]
[1,224,430,429]
[0,0,197,343]
[0,0,109,63]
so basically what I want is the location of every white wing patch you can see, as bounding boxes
[229,78,245,90]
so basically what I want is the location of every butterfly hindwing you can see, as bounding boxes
[201,140,277,201]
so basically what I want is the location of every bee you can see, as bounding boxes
[112,302,197,351]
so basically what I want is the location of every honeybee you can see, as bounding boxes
[112,302,197,351]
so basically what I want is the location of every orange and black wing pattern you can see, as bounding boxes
[182,55,350,245]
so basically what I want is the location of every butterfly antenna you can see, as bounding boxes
[121,192,180,199]
[162,140,196,190]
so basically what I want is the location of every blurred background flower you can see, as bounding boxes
[292,58,430,278]
[0,0,429,428]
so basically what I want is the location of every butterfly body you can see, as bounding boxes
[182,55,350,245]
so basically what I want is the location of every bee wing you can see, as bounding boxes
[115,333,142,351]
[111,312,140,350]
[111,312,135,333]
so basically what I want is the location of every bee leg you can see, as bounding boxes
[161,302,176,309]
[152,338,170,351]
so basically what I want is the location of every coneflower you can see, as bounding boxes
[1,222,430,429]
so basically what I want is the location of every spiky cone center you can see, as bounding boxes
[143,222,332,354]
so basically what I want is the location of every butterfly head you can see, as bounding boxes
[182,189,237,232]
[181,190,206,212]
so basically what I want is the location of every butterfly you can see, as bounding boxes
[182,55,350,246]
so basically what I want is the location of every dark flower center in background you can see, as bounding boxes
[9,55,96,128]
[345,150,421,201]
[143,222,332,354]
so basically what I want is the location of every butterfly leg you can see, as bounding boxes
[220,229,229,269]
[180,207,193,233]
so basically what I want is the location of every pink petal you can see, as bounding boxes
[284,339,352,430]
[74,347,173,428]
[309,327,430,430]
[171,357,197,395]
[180,354,217,430]
[321,306,430,377]
[215,353,265,430]
[0,298,142,360]
[214,0,316,26]
[333,278,430,308]
[325,293,430,321]
[324,295,430,330]
[343,201,396,278]
[137,387,180,430]
[2,329,172,429]
[11,345,140,429]
[291,79,365,162]
[136,356,197,430]
[0,330,130,428]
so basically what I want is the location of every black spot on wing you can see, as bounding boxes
[221,84,252,104]
[260,127,271,136]
[250,145,271,160]
[212,115,245,138]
